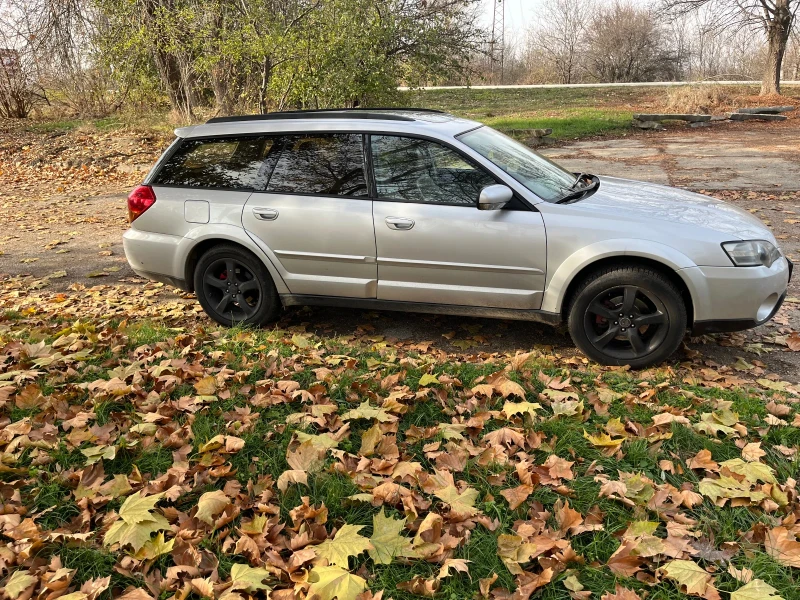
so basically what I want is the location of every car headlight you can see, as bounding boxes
[722,240,782,267]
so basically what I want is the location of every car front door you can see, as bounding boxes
[243,133,377,299]
[370,134,547,310]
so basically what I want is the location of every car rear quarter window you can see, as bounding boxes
[153,136,273,190]
[370,135,495,206]
[266,134,368,197]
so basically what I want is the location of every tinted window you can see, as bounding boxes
[154,137,273,189]
[370,135,495,206]
[266,134,367,197]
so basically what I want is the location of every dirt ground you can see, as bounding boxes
[0,118,798,379]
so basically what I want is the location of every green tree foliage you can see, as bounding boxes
[92,0,483,118]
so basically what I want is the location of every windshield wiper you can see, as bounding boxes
[572,173,589,188]
[557,176,599,204]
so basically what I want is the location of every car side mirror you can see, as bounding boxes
[478,184,513,211]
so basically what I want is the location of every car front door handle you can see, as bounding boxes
[385,217,414,231]
[252,207,279,221]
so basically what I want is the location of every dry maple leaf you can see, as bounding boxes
[195,489,230,525]
[601,585,642,600]
[543,454,575,480]
[5,569,37,600]
[740,442,765,462]
[687,449,718,471]
[277,469,308,492]
[228,563,273,592]
[500,484,534,510]
[660,560,713,596]
[368,508,417,565]
[606,539,644,577]
[313,524,374,568]
[786,332,800,351]
[104,492,169,552]
[764,526,800,568]
[438,558,471,580]
[341,401,397,423]
[307,565,367,600]
[730,579,784,600]
[494,377,527,398]
[433,484,481,519]
[193,375,217,395]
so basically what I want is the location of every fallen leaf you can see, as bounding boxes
[307,565,366,600]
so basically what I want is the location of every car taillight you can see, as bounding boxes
[127,185,156,223]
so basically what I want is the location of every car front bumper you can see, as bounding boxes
[687,257,792,335]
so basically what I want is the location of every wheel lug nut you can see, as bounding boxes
[614,321,618,325]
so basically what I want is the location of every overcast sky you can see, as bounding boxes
[480,0,541,37]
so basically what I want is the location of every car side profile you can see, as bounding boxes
[123,109,792,367]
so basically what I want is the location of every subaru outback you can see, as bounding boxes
[123,109,792,367]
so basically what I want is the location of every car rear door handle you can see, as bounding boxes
[385,217,414,230]
[252,207,279,221]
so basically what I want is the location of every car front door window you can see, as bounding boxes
[370,135,495,206]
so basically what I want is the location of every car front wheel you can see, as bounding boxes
[194,244,280,327]
[567,266,687,367]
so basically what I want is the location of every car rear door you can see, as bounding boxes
[369,134,547,310]
[243,133,377,299]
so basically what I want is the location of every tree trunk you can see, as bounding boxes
[760,0,793,95]
[258,56,272,114]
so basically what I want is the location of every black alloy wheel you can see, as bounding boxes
[583,285,669,361]
[202,258,262,321]
[194,244,280,327]
[568,266,687,367]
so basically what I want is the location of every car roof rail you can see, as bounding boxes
[205,107,446,125]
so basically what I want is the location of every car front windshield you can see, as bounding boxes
[457,126,577,202]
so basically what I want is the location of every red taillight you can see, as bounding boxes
[127,185,156,223]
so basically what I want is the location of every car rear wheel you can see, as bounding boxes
[194,244,280,327]
[567,266,687,367]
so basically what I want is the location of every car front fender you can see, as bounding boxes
[541,239,698,315]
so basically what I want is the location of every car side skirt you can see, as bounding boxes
[280,294,562,324]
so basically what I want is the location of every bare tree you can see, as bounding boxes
[584,1,678,83]
[664,0,797,94]
[530,0,593,84]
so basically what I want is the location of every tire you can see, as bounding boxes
[193,244,280,327]
[567,266,687,368]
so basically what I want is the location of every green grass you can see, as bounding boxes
[395,86,661,141]
[483,108,633,140]
[3,292,799,600]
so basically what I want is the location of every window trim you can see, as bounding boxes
[147,130,535,211]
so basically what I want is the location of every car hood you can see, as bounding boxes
[578,176,773,241]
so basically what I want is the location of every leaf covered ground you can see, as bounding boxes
[1,277,800,600]
[1,111,799,600]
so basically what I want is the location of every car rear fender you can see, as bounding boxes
[179,224,290,294]
[541,239,697,314]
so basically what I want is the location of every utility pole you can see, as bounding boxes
[490,0,505,83]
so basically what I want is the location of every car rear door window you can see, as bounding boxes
[266,134,368,197]
[153,136,273,190]
[370,135,495,206]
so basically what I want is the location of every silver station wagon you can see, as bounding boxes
[123,109,792,367]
